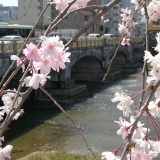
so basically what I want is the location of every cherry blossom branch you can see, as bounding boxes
[0,0,52,88]
[139,0,149,109]
[0,61,33,136]
[121,80,160,159]
[45,0,78,36]
[0,58,27,95]
[65,0,121,48]
[39,85,98,160]
[103,7,140,81]
[49,5,104,33]
[0,0,77,140]
[0,86,33,136]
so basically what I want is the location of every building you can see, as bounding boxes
[0,4,18,23]
[18,0,103,35]
[100,0,144,36]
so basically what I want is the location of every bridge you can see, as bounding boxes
[0,37,144,102]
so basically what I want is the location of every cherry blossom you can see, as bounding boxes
[10,55,25,72]
[101,151,120,160]
[121,37,131,46]
[114,117,131,139]
[155,32,160,52]
[2,90,22,109]
[23,73,50,89]
[111,91,133,117]
[130,116,148,139]
[51,0,91,12]
[0,145,13,160]
[148,100,160,118]
[147,0,160,22]
[131,0,143,10]
[118,23,130,36]
[33,55,52,75]
[23,43,40,62]
[120,8,131,21]
[13,109,24,120]
[129,147,158,160]
[51,49,71,72]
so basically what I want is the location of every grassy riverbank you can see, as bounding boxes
[18,151,100,160]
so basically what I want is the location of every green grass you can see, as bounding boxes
[25,152,100,160]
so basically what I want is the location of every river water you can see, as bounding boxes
[4,69,160,159]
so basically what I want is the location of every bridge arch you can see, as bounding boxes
[109,49,128,61]
[132,47,144,61]
[71,56,104,81]
[70,48,102,67]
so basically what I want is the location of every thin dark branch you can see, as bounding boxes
[49,5,104,33]
[20,0,33,18]
[103,8,139,81]
[0,0,52,89]
[39,85,98,160]
[121,80,160,159]
[139,0,149,109]
[65,0,121,48]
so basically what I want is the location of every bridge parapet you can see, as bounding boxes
[0,37,143,54]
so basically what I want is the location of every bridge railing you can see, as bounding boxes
[0,37,143,54]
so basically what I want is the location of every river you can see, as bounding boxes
[4,69,160,159]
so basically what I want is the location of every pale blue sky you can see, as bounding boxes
[0,0,17,6]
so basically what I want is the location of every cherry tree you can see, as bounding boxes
[0,0,160,159]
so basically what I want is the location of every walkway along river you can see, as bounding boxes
[4,68,160,160]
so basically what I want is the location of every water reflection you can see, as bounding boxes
[4,70,160,160]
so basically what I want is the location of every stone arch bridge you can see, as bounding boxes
[0,37,144,101]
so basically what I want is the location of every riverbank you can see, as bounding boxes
[18,151,99,160]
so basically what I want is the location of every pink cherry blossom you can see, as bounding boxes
[23,43,40,62]
[118,23,130,36]
[41,35,64,56]
[33,55,52,75]
[120,8,131,21]
[121,37,131,46]
[130,147,158,160]
[51,49,71,72]
[51,0,91,12]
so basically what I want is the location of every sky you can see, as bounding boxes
[0,0,17,6]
